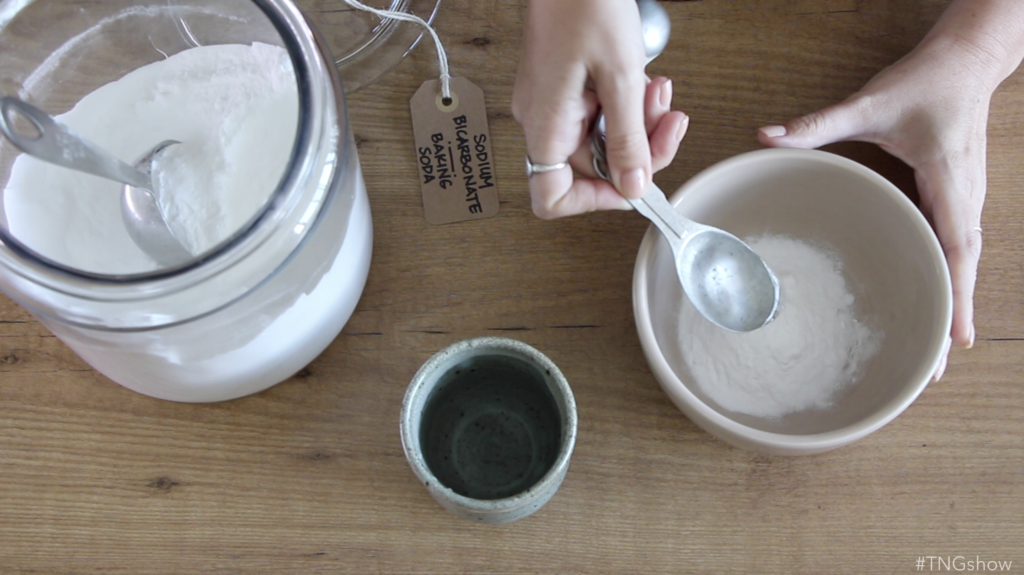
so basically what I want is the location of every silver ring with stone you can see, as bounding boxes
[525,156,568,177]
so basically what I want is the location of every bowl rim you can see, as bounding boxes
[632,148,953,452]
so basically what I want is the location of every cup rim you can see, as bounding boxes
[632,148,953,452]
[400,336,577,515]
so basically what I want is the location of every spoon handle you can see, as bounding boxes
[625,194,681,256]
[0,96,152,190]
[627,183,702,247]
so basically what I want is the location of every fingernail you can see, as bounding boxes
[659,80,673,109]
[932,355,947,383]
[759,125,787,138]
[967,324,976,349]
[621,168,647,198]
[933,354,946,380]
[674,113,689,143]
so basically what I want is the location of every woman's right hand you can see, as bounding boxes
[512,0,688,219]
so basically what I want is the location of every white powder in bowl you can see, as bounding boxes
[676,235,882,418]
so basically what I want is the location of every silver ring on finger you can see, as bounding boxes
[525,156,568,177]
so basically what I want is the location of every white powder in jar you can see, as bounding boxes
[1,37,373,402]
[677,235,882,418]
[4,42,297,273]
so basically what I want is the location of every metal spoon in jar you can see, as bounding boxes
[590,0,779,332]
[0,96,192,268]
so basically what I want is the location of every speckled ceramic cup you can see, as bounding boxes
[400,337,577,524]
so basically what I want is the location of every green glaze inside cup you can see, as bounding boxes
[401,337,577,524]
[419,354,562,500]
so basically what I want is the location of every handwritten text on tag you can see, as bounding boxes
[410,77,499,225]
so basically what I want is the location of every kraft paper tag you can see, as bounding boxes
[410,77,499,225]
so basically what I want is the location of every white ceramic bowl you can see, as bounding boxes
[633,149,952,455]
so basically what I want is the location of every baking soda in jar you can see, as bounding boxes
[0,2,372,401]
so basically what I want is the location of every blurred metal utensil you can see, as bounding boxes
[0,96,191,267]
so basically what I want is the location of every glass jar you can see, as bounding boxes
[0,0,372,402]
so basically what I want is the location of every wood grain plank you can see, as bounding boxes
[1,1,1021,573]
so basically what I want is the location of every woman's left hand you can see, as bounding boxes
[758,32,1000,363]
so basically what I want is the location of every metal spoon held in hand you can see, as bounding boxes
[590,0,779,332]
[592,119,779,332]
[0,96,192,268]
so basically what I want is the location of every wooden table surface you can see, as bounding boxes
[2,1,1022,573]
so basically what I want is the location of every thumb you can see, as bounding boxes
[758,100,871,149]
[916,160,984,348]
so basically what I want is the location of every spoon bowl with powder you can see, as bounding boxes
[591,116,780,332]
[120,141,193,268]
[0,96,192,267]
